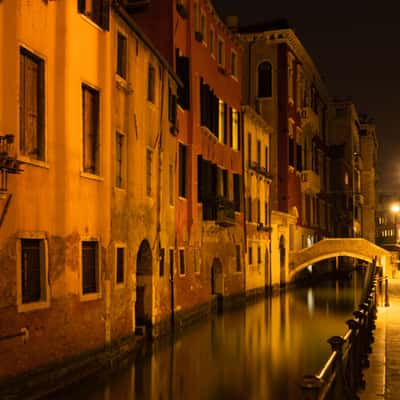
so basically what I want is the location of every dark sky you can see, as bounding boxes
[214,0,400,193]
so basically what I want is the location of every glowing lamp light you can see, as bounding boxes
[391,204,400,213]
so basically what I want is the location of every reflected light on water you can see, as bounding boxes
[307,287,315,315]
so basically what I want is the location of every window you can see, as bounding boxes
[235,245,241,272]
[200,11,206,41]
[289,137,294,166]
[248,246,253,265]
[169,163,174,205]
[179,143,187,198]
[20,48,45,161]
[169,249,174,277]
[217,38,225,67]
[200,78,219,135]
[230,51,237,77]
[257,140,261,165]
[265,201,269,225]
[159,247,165,277]
[222,169,228,198]
[168,87,177,126]
[147,64,155,102]
[179,249,185,275]
[247,133,252,164]
[116,247,125,284]
[265,146,269,170]
[82,241,99,294]
[233,173,241,212]
[218,100,226,143]
[115,132,125,188]
[117,32,127,78]
[78,0,109,30]
[257,246,261,264]
[20,239,46,304]
[82,84,100,174]
[296,143,302,171]
[231,109,240,150]
[146,149,152,196]
[257,198,261,223]
[209,28,215,55]
[176,51,190,109]
[248,196,252,221]
[258,61,272,98]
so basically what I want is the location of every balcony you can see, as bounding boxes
[300,170,320,194]
[248,161,272,181]
[202,197,235,226]
[300,106,319,131]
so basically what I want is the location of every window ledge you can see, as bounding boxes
[18,156,49,169]
[80,292,102,302]
[114,186,127,193]
[81,172,104,181]
[115,282,125,290]
[79,13,105,32]
[116,78,133,95]
[18,299,50,313]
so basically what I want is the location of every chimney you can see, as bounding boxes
[225,15,239,31]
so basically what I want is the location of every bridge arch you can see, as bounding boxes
[288,238,392,281]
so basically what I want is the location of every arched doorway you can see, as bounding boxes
[279,235,286,286]
[211,257,223,295]
[136,239,153,327]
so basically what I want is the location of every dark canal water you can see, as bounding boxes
[49,272,366,400]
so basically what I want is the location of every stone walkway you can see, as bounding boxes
[360,278,400,399]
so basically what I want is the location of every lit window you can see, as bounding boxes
[218,100,226,143]
[231,109,240,150]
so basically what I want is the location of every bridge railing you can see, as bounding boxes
[300,271,378,400]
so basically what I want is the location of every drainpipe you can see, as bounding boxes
[242,108,247,292]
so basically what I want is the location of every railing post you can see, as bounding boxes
[328,336,346,399]
[346,319,363,392]
[300,375,323,400]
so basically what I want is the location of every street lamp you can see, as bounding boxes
[390,203,400,244]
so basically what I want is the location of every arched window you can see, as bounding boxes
[258,61,272,98]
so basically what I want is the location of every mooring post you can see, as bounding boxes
[385,276,389,307]
[300,375,323,400]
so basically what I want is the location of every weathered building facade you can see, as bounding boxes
[238,20,332,284]
[242,106,272,293]
[0,0,179,383]
[133,0,245,318]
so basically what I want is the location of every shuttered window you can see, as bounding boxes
[233,173,241,212]
[235,245,241,272]
[258,61,272,98]
[20,48,45,160]
[82,84,100,174]
[82,241,98,294]
[21,239,44,303]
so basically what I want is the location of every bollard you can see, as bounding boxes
[385,277,390,307]
[300,375,323,400]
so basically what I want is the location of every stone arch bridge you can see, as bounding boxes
[289,238,392,281]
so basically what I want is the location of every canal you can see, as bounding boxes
[48,271,367,400]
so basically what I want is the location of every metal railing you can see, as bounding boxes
[301,265,379,399]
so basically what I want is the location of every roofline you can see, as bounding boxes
[111,2,182,87]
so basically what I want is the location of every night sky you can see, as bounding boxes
[215,0,400,193]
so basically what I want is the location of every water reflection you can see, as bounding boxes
[50,272,364,400]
